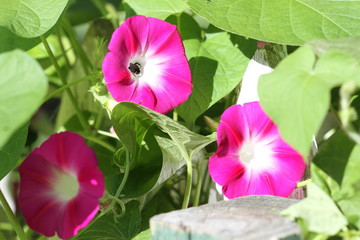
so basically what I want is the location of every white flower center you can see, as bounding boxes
[128,54,164,87]
[128,56,146,78]
[53,171,79,202]
[240,141,256,164]
[239,140,275,171]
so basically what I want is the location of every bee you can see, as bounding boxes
[128,62,141,75]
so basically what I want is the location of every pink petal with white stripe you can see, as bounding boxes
[18,131,105,239]
[209,102,305,198]
[103,15,192,113]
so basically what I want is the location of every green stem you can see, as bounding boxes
[107,194,126,218]
[97,130,119,139]
[0,190,27,240]
[193,163,203,207]
[94,109,104,132]
[202,168,212,203]
[104,2,120,28]
[0,222,12,231]
[115,149,131,198]
[42,75,94,104]
[173,108,178,122]
[176,13,181,33]
[56,27,71,69]
[25,227,33,240]
[0,230,5,240]
[76,152,130,238]
[40,35,92,134]
[82,135,116,153]
[297,179,311,188]
[62,19,92,75]
[92,0,108,16]
[182,158,193,209]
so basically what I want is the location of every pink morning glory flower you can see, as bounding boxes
[209,102,305,199]
[18,131,105,239]
[102,15,192,114]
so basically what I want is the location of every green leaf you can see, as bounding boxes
[154,136,188,185]
[56,19,114,129]
[312,131,360,229]
[113,102,215,160]
[140,187,176,231]
[188,0,360,46]
[124,0,189,20]
[74,201,141,240]
[307,37,360,67]
[0,123,28,180]
[258,46,360,157]
[66,0,104,26]
[283,183,348,235]
[311,131,356,197]
[111,102,215,197]
[337,144,360,229]
[178,32,257,125]
[0,0,69,38]
[121,129,163,198]
[254,43,288,68]
[0,50,47,148]
[166,12,202,41]
[92,140,119,177]
[0,27,40,53]
[132,229,151,240]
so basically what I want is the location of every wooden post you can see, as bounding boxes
[150,195,300,240]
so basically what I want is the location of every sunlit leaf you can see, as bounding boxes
[258,46,360,157]
[0,50,47,148]
[0,123,28,180]
[178,31,256,125]
[188,0,360,45]
[132,229,151,240]
[74,201,141,240]
[307,36,360,64]
[0,0,70,38]
[111,102,215,198]
[0,27,40,53]
[283,183,348,235]
[56,19,113,129]
[312,131,360,229]
[124,0,189,20]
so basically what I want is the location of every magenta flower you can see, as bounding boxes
[102,15,192,114]
[209,102,305,199]
[18,131,105,239]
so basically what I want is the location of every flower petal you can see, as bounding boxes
[146,17,179,57]
[209,155,245,186]
[219,104,250,142]
[24,199,64,237]
[130,84,157,110]
[146,71,192,113]
[108,16,149,56]
[58,194,100,239]
[125,15,150,54]
[103,15,192,114]
[242,102,279,143]
[223,169,276,198]
[102,52,133,81]
[209,102,306,198]
[78,167,105,199]
[18,131,105,238]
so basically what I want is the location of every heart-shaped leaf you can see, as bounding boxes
[188,0,360,45]
[0,50,47,148]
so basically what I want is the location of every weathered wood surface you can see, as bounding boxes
[150,195,300,240]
